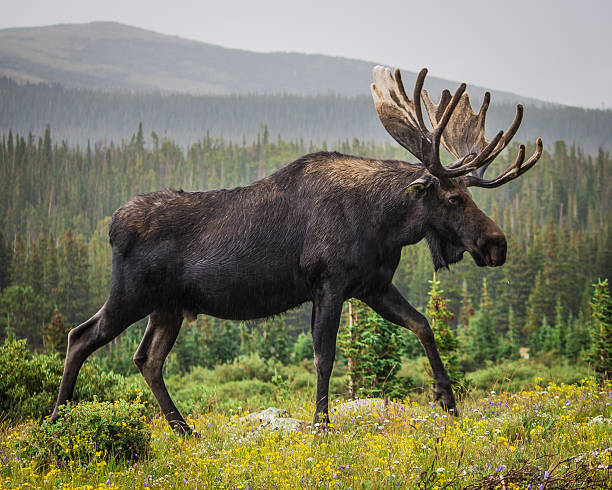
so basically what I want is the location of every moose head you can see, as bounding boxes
[371,66,542,270]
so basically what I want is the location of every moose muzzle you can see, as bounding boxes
[472,233,507,267]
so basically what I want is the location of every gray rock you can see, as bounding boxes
[241,407,290,423]
[332,398,406,422]
[262,417,306,432]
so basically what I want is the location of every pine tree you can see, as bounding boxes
[426,273,464,390]
[538,315,554,354]
[43,306,69,353]
[526,272,548,340]
[587,279,612,379]
[258,316,291,364]
[338,299,405,399]
[0,230,11,290]
[9,234,26,286]
[466,278,498,366]
[552,297,565,355]
[458,279,474,329]
[504,306,521,359]
[58,229,91,325]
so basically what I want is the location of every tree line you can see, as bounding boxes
[0,125,609,380]
[1,77,611,153]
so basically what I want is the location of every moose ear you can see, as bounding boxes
[404,177,433,196]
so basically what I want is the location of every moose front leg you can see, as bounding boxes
[310,288,343,425]
[361,284,457,414]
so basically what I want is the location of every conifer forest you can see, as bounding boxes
[0,123,610,372]
[0,122,611,487]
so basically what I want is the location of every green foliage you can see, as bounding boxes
[164,353,345,414]
[0,338,153,422]
[426,273,464,390]
[0,125,609,382]
[42,307,69,353]
[338,299,408,399]
[257,316,292,364]
[0,285,44,343]
[460,279,499,371]
[466,358,593,394]
[23,398,151,465]
[291,331,313,363]
[587,279,612,379]
[166,317,241,375]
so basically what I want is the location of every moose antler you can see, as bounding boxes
[371,66,543,187]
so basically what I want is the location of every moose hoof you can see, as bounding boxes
[312,411,330,431]
[169,420,199,437]
[434,383,458,416]
[48,409,61,424]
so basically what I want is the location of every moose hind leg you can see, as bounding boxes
[133,310,192,434]
[51,301,141,421]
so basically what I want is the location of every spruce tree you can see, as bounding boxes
[58,229,91,325]
[458,279,474,329]
[0,230,11,290]
[426,273,464,390]
[43,306,69,353]
[504,306,521,359]
[258,316,291,364]
[338,299,404,399]
[587,279,612,379]
[467,278,498,366]
[552,297,565,355]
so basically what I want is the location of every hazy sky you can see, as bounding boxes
[1,0,611,109]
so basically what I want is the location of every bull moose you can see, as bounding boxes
[51,67,542,433]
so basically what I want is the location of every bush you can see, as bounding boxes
[291,331,313,363]
[466,358,593,394]
[0,338,154,421]
[209,353,281,383]
[169,378,276,413]
[23,398,151,464]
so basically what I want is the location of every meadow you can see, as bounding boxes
[0,357,610,489]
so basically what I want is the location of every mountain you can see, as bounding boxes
[0,22,541,104]
[0,22,610,153]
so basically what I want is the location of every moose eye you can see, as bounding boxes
[448,196,460,206]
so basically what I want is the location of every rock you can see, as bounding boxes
[590,415,609,424]
[262,417,306,432]
[240,407,307,434]
[241,407,290,423]
[332,398,406,422]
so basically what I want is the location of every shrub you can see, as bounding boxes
[0,338,154,421]
[291,331,314,363]
[466,358,593,394]
[23,398,151,464]
[210,353,280,382]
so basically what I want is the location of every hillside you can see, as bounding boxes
[0,21,544,103]
[1,22,610,152]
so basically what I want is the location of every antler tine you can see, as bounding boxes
[371,65,542,186]
[472,104,524,178]
[466,139,543,188]
[446,129,503,171]
[429,83,467,175]
[409,68,429,132]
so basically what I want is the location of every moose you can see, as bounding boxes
[51,66,542,433]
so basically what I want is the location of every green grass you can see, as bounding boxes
[1,377,610,489]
